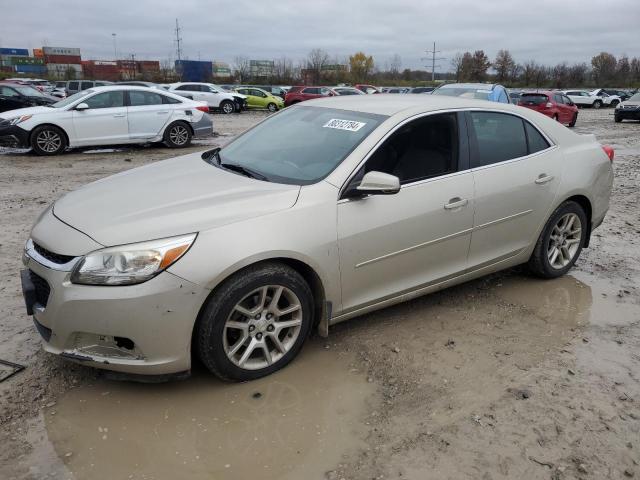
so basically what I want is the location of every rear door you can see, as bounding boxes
[466,110,562,269]
[72,90,129,146]
[126,90,173,139]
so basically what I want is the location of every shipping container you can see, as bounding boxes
[42,46,81,56]
[44,54,82,64]
[12,56,45,66]
[0,66,16,73]
[138,60,160,71]
[46,63,82,79]
[33,48,44,57]
[0,47,29,56]
[0,55,13,67]
[82,62,121,81]
[175,60,212,82]
[15,64,47,74]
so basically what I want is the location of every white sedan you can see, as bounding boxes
[0,86,213,155]
[167,82,247,114]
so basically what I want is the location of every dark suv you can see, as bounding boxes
[0,82,57,113]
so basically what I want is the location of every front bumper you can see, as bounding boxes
[22,240,211,375]
[615,108,640,120]
[0,124,30,148]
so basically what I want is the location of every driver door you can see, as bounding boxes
[72,91,129,146]
[337,112,475,313]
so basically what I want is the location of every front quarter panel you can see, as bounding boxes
[167,181,343,312]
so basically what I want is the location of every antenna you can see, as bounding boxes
[421,42,446,82]
[174,19,183,62]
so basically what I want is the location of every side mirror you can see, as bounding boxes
[344,171,400,199]
[75,102,89,110]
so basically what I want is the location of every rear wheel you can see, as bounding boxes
[220,100,235,114]
[267,102,278,112]
[592,100,603,109]
[196,262,314,381]
[164,122,192,148]
[30,125,67,156]
[528,201,587,279]
[569,113,578,127]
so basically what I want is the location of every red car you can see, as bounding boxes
[518,91,578,127]
[284,86,336,106]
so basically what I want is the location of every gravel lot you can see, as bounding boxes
[1,108,639,480]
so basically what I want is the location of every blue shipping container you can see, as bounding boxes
[0,47,29,56]
[175,60,212,82]
[15,64,47,74]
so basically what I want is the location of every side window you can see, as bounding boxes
[176,84,196,91]
[162,95,182,104]
[81,81,93,91]
[129,91,164,106]
[359,112,459,185]
[0,86,18,96]
[84,91,125,109]
[524,122,550,154]
[470,112,528,166]
[562,95,572,105]
[303,87,320,94]
[553,94,564,104]
[68,81,79,90]
[498,88,509,103]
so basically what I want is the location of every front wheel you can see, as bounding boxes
[220,100,235,114]
[196,262,314,381]
[569,113,578,127]
[267,102,278,112]
[30,125,67,156]
[592,100,603,109]
[164,122,192,148]
[610,100,619,108]
[528,201,587,279]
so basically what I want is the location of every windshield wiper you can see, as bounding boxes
[219,162,268,181]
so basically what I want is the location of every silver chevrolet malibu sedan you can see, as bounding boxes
[21,95,613,381]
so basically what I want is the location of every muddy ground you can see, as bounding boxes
[0,108,639,480]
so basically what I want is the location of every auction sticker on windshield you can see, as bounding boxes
[323,119,367,132]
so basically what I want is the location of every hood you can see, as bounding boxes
[620,100,640,108]
[53,152,301,246]
[0,105,55,120]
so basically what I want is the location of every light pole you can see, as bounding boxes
[112,33,117,60]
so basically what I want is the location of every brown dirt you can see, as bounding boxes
[1,108,639,480]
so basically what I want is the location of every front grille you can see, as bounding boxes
[29,270,51,308]
[33,242,75,264]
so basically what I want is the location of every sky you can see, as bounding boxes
[2,0,638,72]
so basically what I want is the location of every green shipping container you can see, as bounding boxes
[12,56,45,66]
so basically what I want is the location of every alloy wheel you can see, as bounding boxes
[547,213,582,269]
[222,102,234,114]
[223,285,303,370]
[36,130,62,153]
[169,125,189,145]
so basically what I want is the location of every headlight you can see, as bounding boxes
[71,233,196,286]
[6,115,32,125]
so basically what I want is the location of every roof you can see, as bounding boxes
[299,94,523,116]
[438,83,499,89]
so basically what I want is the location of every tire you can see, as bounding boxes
[528,201,588,279]
[610,100,619,108]
[163,121,192,148]
[569,113,578,127]
[615,115,622,123]
[220,100,235,114]
[267,102,278,112]
[195,262,314,381]
[30,125,67,156]
[592,100,602,109]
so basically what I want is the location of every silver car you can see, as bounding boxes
[21,95,613,381]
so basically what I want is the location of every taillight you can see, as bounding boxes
[195,105,209,112]
[602,145,614,162]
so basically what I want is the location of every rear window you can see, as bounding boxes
[520,94,548,105]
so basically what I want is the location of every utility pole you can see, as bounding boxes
[174,19,183,62]
[422,42,446,82]
[112,33,117,60]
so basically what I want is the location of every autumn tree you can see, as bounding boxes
[349,51,374,83]
[494,49,515,83]
[591,52,617,85]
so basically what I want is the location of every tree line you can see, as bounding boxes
[228,49,640,88]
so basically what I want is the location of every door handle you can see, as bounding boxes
[535,174,554,185]
[113,114,126,118]
[444,197,468,210]
[156,111,169,114]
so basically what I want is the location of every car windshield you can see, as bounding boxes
[215,106,387,185]
[50,91,92,108]
[433,86,491,100]
[628,93,640,102]
[12,85,48,98]
[520,94,548,105]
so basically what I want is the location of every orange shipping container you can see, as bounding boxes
[33,48,44,57]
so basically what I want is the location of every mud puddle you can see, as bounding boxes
[19,341,373,480]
